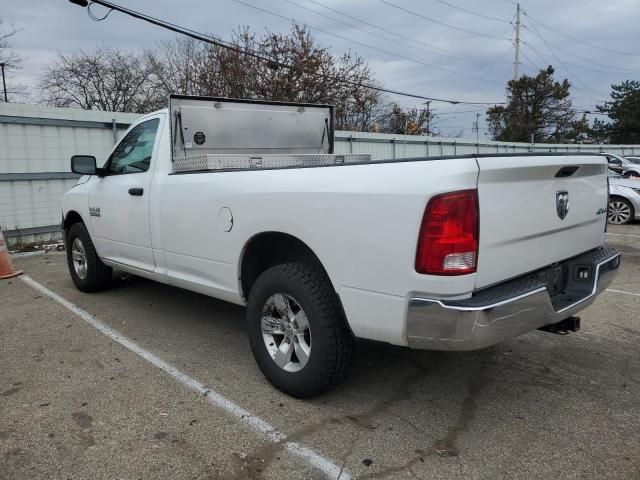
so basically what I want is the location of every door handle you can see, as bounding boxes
[128,188,144,196]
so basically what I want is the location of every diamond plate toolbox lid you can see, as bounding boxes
[173,153,372,172]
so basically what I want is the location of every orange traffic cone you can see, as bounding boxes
[0,229,23,279]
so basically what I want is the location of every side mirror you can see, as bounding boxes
[71,155,98,175]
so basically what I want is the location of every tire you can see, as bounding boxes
[65,222,113,292]
[608,197,634,225]
[246,262,354,398]
[624,171,640,178]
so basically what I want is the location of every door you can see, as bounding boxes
[475,154,607,289]
[89,116,161,272]
[606,155,623,174]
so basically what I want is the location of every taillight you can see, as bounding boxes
[415,189,479,275]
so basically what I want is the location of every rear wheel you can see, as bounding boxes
[608,197,634,225]
[246,262,354,398]
[66,223,113,292]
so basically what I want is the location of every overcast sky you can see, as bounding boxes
[4,0,640,137]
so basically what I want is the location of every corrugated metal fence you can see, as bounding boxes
[0,104,140,245]
[1,103,638,246]
[334,131,640,158]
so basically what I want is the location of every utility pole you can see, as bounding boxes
[0,63,7,103]
[472,113,481,140]
[425,101,431,136]
[514,3,521,81]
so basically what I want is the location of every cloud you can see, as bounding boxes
[4,0,640,137]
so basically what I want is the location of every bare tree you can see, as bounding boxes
[39,24,385,129]
[376,103,437,135]
[147,25,385,131]
[146,37,212,97]
[331,51,388,131]
[0,19,28,101]
[39,47,162,113]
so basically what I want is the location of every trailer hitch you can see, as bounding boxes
[538,316,581,335]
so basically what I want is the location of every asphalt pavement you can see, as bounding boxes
[1,224,639,479]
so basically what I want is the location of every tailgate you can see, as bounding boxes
[475,155,608,289]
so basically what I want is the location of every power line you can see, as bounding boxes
[466,42,515,92]
[438,125,488,130]
[430,0,511,23]
[522,10,640,58]
[378,0,512,41]
[520,20,640,72]
[521,38,639,76]
[87,2,113,21]
[232,0,503,85]
[303,0,516,102]
[518,49,539,73]
[483,55,519,100]
[283,0,485,64]
[459,13,516,93]
[72,0,507,106]
[522,19,606,102]
[523,28,640,73]
[436,109,487,115]
[519,36,607,109]
[302,0,494,62]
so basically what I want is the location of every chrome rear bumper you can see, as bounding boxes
[407,247,620,351]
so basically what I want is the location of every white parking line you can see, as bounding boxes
[20,274,351,480]
[606,288,640,298]
[11,250,65,257]
[605,232,640,239]
[11,250,47,257]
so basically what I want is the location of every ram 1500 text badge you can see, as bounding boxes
[62,96,620,397]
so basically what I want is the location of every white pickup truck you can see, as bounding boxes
[62,95,620,397]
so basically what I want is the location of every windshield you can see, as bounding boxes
[625,157,640,165]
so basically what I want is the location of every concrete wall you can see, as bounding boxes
[2,102,638,247]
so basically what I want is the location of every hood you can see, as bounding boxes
[610,176,640,188]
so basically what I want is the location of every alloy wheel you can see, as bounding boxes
[608,200,632,225]
[261,293,311,373]
[71,237,88,279]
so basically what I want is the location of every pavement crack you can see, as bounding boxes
[235,367,426,479]
[431,360,488,457]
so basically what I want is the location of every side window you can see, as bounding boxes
[107,118,160,175]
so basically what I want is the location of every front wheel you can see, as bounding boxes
[246,262,354,398]
[65,222,113,292]
[608,197,634,225]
